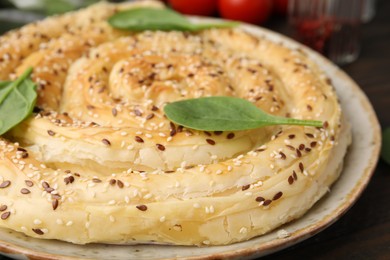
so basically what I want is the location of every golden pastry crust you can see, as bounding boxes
[0,1,351,245]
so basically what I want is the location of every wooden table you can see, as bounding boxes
[0,1,389,259]
[263,0,390,259]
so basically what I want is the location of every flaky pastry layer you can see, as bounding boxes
[0,1,351,245]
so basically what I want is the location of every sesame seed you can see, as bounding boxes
[293,170,298,180]
[117,180,124,188]
[66,221,73,226]
[136,205,147,211]
[239,227,248,234]
[1,212,10,220]
[296,149,302,158]
[33,219,42,225]
[160,216,166,222]
[288,134,295,139]
[21,188,30,194]
[206,139,215,145]
[102,139,111,146]
[156,144,165,151]
[277,229,290,238]
[135,136,144,143]
[109,179,116,185]
[214,131,223,135]
[299,144,305,150]
[227,133,235,139]
[279,152,286,160]
[0,181,11,188]
[310,141,317,148]
[0,205,7,211]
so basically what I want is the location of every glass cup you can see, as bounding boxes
[288,0,364,65]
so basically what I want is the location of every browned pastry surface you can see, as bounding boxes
[0,0,351,245]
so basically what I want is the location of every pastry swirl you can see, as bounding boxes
[0,1,351,245]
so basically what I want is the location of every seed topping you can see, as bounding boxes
[136,205,148,211]
[0,181,11,188]
[21,188,31,194]
[206,139,216,145]
[1,212,10,220]
[32,228,44,235]
[102,138,111,146]
[156,144,165,151]
[47,130,55,136]
[227,133,235,139]
[135,136,144,143]
[273,192,283,200]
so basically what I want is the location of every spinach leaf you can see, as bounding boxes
[108,8,238,32]
[381,128,390,165]
[164,96,323,131]
[0,67,37,135]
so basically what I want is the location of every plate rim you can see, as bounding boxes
[0,19,382,260]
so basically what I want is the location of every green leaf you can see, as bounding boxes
[44,0,75,15]
[108,8,239,32]
[381,128,390,165]
[164,96,323,131]
[0,67,37,135]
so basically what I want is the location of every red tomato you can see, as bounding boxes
[169,0,218,16]
[273,0,289,16]
[218,0,273,25]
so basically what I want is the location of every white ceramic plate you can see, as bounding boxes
[0,21,381,260]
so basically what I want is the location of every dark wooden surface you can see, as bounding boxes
[262,0,390,259]
[0,1,389,259]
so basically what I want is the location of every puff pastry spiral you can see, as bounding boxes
[0,1,351,245]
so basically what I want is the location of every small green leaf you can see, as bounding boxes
[164,96,323,131]
[108,8,239,32]
[0,67,37,135]
[381,128,390,165]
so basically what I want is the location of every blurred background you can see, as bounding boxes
[0,0,377,65]
[0,0,389,259]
